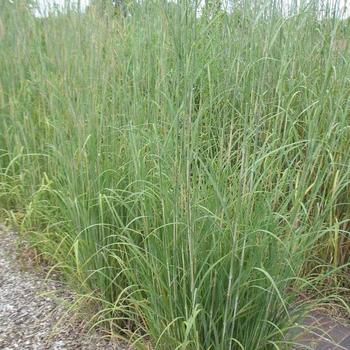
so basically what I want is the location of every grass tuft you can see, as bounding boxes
[0,1,349,348]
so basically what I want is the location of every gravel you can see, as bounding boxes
[0,224,128,350]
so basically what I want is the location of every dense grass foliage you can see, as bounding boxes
[0,1,349,348]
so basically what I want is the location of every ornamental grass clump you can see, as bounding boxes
[0,1,349,349]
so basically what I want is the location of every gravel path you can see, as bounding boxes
[0,225,127,350]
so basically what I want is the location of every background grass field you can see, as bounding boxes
[0,1,349,349]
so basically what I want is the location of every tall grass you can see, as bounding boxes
[0,0,349,348]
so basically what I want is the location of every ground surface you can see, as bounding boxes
[0,225,127,350]
[0,224,348,350]
[293,312,350,350]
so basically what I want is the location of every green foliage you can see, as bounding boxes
[0,1,349,349]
